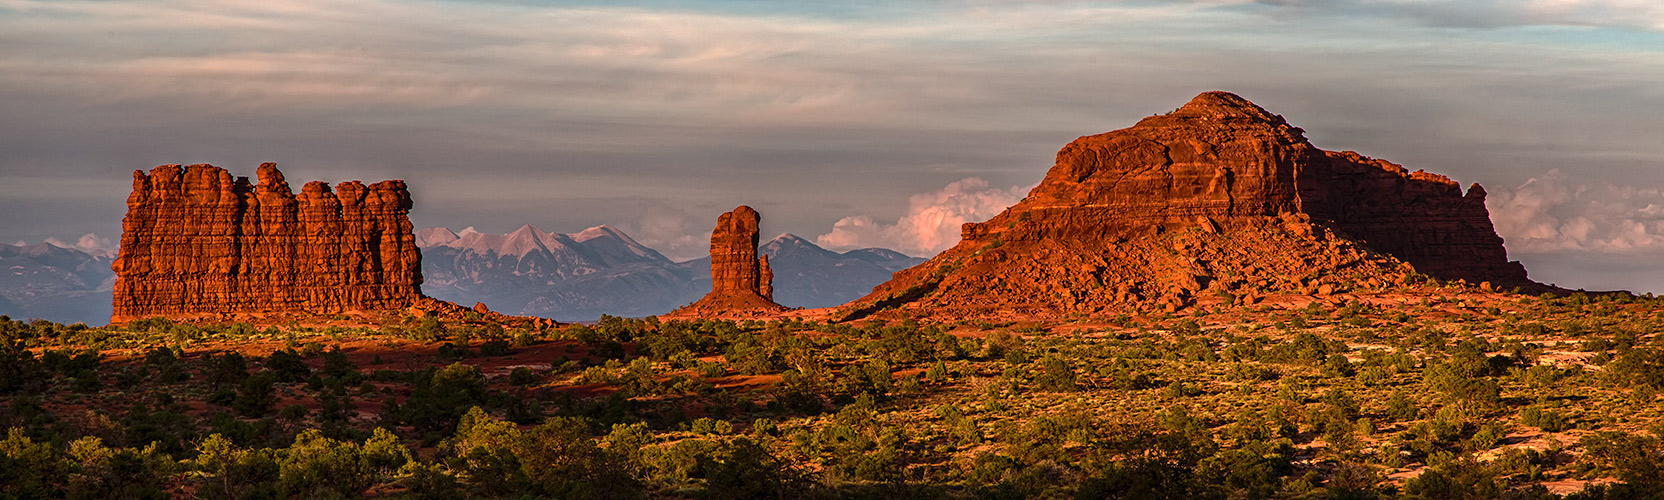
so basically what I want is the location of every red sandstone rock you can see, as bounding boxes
[111,163,425,322]
[845,91,1534,319]
[669,206,785,317]
[711,207,764,297]
[759,254,774,301]
[410,296,557,329]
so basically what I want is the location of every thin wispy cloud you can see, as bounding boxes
[1133,0,1664,31]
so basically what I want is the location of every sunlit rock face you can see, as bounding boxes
[111,163,423,322]
[670,205,786,317]
[851,91,1531,318]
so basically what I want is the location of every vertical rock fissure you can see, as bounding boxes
[111,163,424,322]
[669,205,786,316]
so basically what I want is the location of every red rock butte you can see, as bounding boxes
[847,91,1534,318]
[110,163,425,322]
[669,206,786,317]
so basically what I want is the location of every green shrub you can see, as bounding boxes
[264,349,312,383]
[279,428,410,498]
[1322,354,1357,378]
[193,433,281,500]
[1403,457,1503,500]
[234,372,279,417]
[509,367,539,386]
[1033,355,1080,392]
[1195,440,1294,499]
[478,340,512,357]
[63,436,177,499]
[1385,391,1420,422]
[1579,432,1664,491]
[1522,406,1571,432]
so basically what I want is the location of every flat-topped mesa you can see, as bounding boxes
[110,163,425,322]
[848,91,1532,319]
[669,206,786,317]
[1009,91,1306,234]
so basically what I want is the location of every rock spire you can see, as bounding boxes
[669,206,786,317]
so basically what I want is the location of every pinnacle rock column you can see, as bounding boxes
[669,205,786,316]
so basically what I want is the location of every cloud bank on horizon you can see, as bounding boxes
[817,178,1027,257]
[1,0,1663,291]
[1491,170,1664,254]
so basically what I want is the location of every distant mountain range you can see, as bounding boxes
[0,243,116,325]
[681,234,924,310]
[417,225,923,321]
[0,225,922,324]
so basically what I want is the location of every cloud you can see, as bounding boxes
[40,232,116,256]
[1155,0,1664,31]
[817,178,1027,256]
[3,0,1664,274]
[615,206,712,262]
[1489,169,1664,254]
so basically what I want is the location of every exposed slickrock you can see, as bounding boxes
[669,206,786,317]
[846,91,1533,319]
[111,163,424,322]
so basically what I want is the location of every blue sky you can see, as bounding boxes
[2,0,1662,292]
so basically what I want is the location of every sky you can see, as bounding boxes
[2,0,1662,292]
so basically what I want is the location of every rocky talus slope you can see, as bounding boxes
[846,91,1534,319]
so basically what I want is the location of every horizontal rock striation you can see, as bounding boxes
[1302,150,1525,285]
[670,206,786,317]
[111,163,424,322]
[848,91,1532,318]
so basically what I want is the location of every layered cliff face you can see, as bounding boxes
[111,163,424,322]
[1302,150,1525,284]
[710,206,765,298]
[759,254,774,301]
[670,206,785,316]
[849,92,1532,318]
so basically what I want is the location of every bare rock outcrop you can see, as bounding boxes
[111,163,424,322]
[759,254,774,301]
[846,91,1533,319]
[669,206,786,317]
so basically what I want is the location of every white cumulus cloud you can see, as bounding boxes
[616,206,712,262]
[1489,169,1664,254]
[816,178,1026,257]
[40,232,116,256]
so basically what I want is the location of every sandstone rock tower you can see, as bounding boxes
[759,254,774,301]
[111,163,424,322]
[670,206,786,316]
[847,91,1533,318]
